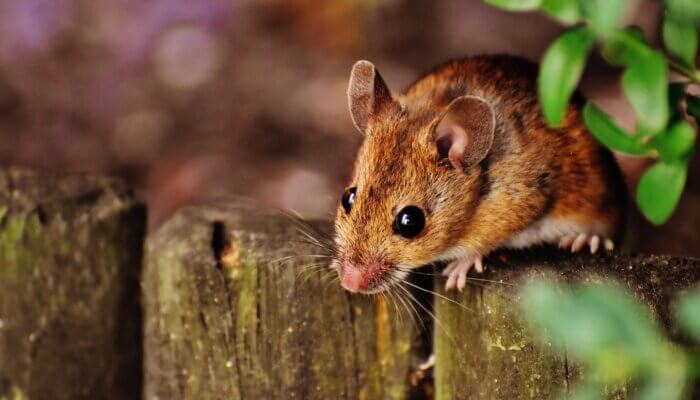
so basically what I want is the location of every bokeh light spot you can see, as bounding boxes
[153,25,223,90]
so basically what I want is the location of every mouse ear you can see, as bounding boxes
[434,95,495,172]
[347,60,394,134]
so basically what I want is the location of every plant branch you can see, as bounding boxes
[668,59,700,84]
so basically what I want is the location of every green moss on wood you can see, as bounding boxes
[0,169,145,400]
[434,250,700,400]
[143,206,427,400]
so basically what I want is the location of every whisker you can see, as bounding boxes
[396,268,437,276]
[271,254,334,264]
[390,288,410,326]
[290,239,335,256]
[392,284,424,333]
[395,267,517,303]
[298,262,333,269]
[401,280,475,314]
[386,270,423,329]
[285,214,333,241]
[294,230,329,251]
[383,290,403,325]
[296,264,335,285]
[461,276,515,286]
[397,266,515,287]
[396,282,456,345]
[295,267,330,280]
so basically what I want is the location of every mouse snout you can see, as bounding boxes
[340,259,386,293]
[340,264,365,292]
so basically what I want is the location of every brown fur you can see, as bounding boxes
[335,55,627,291]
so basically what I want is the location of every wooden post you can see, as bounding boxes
[0,169,145,400]
[4,168,699,400]
[143,205,431,400]
[434,249,700,400]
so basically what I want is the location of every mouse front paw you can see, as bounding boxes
[558,233,615,254]
[442,256,484,291]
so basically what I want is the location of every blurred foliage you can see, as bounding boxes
[521,281,700,400]
[485,0,699,225]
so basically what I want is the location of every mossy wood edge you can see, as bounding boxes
[434,249,700,400]
[145,204,700,400]
[0,169,145,400]
[2,169,699,400]
[143,205,430,400]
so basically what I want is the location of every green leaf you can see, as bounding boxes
[637,379,687,400]
[622,52,669,135]
[662,15,698,67]
[687,95,700,124]
[540,0,582,24]
[574,285,662,353]
[485,0,541,11]
[579,0,630,36]
[652,121,696,162]
[666,0,700,27]
[583,103,650,155]
[677,290,700,341]
[636,349,688,400]
[636,160,688,224]
[601,28,651,67]
[569,384,604,400]
[538,27,596,126]
[522,282,661,367]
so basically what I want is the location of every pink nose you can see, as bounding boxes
[340,259,385,293]
[341,264,365,292]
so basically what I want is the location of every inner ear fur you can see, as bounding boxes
[347,60,394,134]
[434,95,495,171]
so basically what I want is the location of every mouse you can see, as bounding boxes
[332,55,627,293]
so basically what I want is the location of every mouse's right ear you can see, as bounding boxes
[347,60,393,134]
[434,95,495,172]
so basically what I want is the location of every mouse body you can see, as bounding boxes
[333,55,627,293]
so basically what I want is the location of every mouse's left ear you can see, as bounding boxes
[433,95,495,172]
[347,60,394,135]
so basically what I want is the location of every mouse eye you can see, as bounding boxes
[341,187,357,214]
[393,206,425,238]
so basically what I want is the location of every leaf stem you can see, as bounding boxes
[668,59,700,84]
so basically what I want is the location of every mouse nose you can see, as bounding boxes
[340,263,365,293]
[340,259,385,293]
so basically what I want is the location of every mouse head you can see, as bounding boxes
[333,60,495,293]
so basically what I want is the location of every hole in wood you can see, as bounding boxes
[34,206,48,225]
[211,221,227,270]
[211,221,239,270]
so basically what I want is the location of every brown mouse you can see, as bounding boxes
[332,55,627,293]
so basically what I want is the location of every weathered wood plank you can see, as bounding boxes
[0,169,145,400]
[5,169,699,400]
[434,249,700,400]
[143,206,431,400]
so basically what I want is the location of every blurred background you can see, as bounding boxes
[0,0,696,256]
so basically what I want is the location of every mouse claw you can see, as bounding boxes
[443,256,484,291]
[418,353,435,371]
[558,233,616,254]
[444,269,457,290]
[441,263,456,277]
[589,235,600,254]
[559,235,575,249]
[474,257,484,273]
[410,354,435,387]
[571,233,588,253]
[604,238,615,251]
[457,270,467,291]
